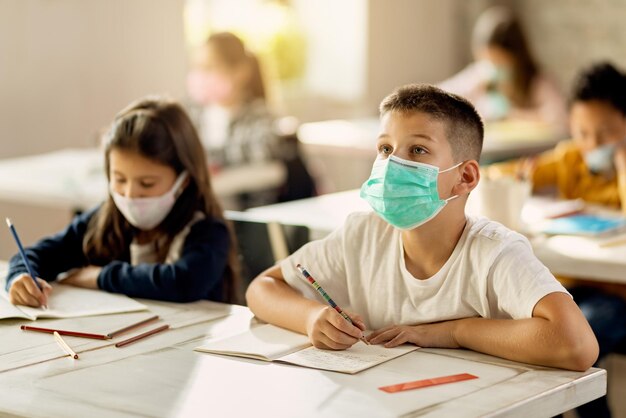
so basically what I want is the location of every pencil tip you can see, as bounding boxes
[5,218,11,227]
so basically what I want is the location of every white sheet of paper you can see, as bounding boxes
[195,323,311,360]
[280,341,418,374]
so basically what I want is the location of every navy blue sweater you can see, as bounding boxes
[5,207,230,303]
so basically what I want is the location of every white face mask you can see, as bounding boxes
[110,172,188,231]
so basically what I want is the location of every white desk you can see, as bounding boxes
[298,118,562,192]
[0,300,606,418]
[247,190,626,283]
[0,148,286,211]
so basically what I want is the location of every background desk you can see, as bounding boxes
[298,118,562,193]
[0,299,606,418]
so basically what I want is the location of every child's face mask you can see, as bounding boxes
[584,142,618,174]
[110,172,188,231]
[186,69,233,106]
[360,155,461,230]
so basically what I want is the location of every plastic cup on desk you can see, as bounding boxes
[476,176,531,231]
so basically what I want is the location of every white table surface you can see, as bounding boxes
[247,189,626,283]
[0,148,286,211]
[0,298,606,418]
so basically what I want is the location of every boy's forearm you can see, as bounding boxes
[452,316,597,371]
[246,275,324,335]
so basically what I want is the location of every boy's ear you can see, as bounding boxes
[453,160,480,195]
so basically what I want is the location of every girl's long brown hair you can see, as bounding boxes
[83,97,240,302]
[472,7,538,108]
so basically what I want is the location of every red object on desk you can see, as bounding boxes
[20,325,110,340]
[379,373,478,393]
[114,324,169,348]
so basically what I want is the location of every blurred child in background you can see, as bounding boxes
[440,6,567,133]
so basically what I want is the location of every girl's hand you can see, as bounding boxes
[61,266,102,289]
[368,321,461,349]
[8,274,52,307]
[305,306,366,350]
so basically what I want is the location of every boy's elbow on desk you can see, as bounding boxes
[557,329,599,372]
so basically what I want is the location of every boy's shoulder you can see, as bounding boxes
[464,216,528,252]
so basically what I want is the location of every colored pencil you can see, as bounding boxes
[115,324,169,348]
[107,315,160,338]
[21,325,110,340]
[53,331,79,359]
[5,218,46,308]
[296,264,369,345]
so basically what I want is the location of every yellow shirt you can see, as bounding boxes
[491,140,626,211]
[490,140,626,294]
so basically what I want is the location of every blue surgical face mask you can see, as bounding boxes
[360,155,462,230]
[584,143,617,175]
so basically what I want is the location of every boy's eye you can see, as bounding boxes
[411,146,427,155]
[140,181,156,188]
[378,144,392,155]
[114,178,126,184]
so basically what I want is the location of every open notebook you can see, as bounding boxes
[194,323,419,374]
[0,282,147,320]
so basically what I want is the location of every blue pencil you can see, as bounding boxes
[5,218,43,292]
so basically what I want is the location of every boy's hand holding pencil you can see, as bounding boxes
[297,264,368,350]
[305,305,367,350]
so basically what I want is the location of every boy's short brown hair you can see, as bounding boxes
[380,84,484,162]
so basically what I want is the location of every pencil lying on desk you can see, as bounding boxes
[296,264,369,345]
[115,324,169,348]
[107,315,160,338]
[21,325,110,340]
[53,331,79,359]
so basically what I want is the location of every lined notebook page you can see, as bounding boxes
[280,342,418,374]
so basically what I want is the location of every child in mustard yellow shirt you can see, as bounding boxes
[490,62,626,418]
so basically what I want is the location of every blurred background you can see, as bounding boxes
[2,0,626,159]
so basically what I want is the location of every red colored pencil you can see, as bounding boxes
[20,325,110,340]
[114,324,169,348]
[107,315,159,338]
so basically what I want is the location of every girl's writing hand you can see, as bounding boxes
[8,274,52,307]
[368,321,460,349]
[61,266,102,289]
[305,306,366,350]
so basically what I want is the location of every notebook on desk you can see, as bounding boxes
[194,323,419,374]
[0,282,147,320]
[540,214,626,236]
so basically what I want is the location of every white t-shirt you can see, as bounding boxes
[280,212,568,330]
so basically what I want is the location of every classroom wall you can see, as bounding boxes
[512,0,626,93]
[366,0,462,112]
[0,0,187,159]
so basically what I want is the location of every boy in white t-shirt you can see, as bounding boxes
[246,84,598,371]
